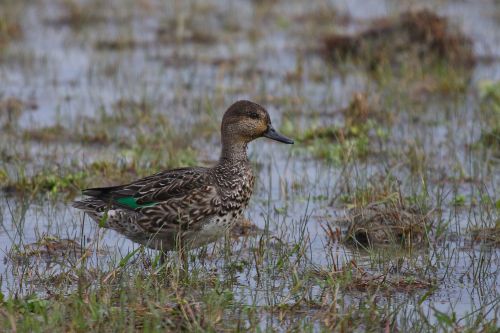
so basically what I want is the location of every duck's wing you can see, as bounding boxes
[80,167,214,211]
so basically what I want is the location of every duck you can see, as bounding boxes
[72,100,293,254]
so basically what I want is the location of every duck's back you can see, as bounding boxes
[73,162,254,250]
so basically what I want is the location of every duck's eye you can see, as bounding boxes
[249,112,260,119]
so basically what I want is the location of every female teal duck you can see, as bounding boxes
[73,100,293,252]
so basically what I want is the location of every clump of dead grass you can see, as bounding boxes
[314,260,434,293]
[45,0,120,29]
[0,1,23,52]
[478,126,500,157]
[0,97,37,129]
[9,235,82,263]
[157,26,217,45]
[323,9,474,70]
[471,220,500,246]
[22,124,110,145]
[0,18,22,51]
[338,200,433,248]
[230,218,265,239]
[156,17,217,45]
[116,302,195,331]
[94,38,143,51]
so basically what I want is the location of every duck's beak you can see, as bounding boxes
[263,125,294,144]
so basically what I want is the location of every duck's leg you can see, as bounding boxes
[159,251,167,266]
[179,237,188,277]
[174,231,188,280]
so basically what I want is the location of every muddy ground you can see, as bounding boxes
[0,0,499,331]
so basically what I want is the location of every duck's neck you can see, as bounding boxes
[219,139,249,164]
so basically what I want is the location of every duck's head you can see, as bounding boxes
[221,100,294,145]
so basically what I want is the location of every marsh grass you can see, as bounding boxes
[281,93,388,164]
[4,96,203,198]
[322,9,475,69]
[320,9,475,101]
[470,219,500,246]
[0,97,37,130]
[343,202,433,248]
[44,0,130,30]
[0,0,22,53]
[0,0,499,332]
[478,127,500,157]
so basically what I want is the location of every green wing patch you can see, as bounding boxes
[116,197,157,209]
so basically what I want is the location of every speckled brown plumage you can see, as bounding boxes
[73,100,293,251]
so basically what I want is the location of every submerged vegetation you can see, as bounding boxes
[0,0,498,331]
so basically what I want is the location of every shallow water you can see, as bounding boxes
[0,0,499,329]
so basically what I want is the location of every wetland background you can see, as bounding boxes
[0,0,499,331]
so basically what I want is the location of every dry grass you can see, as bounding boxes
[0,97,37,129]
[230,218,265,238]
[0,1,498,331]
[0,3,22,51]
[314,261,434,294]
[295,92,382,143]
[323,9,474,69]
[337,201,432,247]
[94,38,141,51]
[22,124,110,145]
[9,236,82,262]
[471,221,500,246]
[479,127,500,156]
